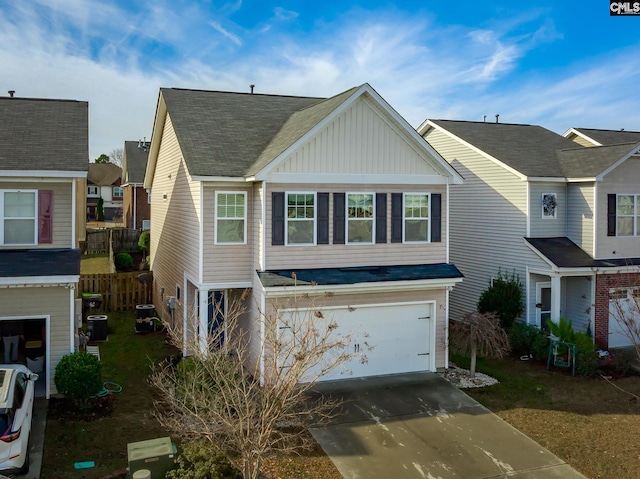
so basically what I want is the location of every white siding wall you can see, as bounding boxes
[264,183,447,270]
[529,182,567,238]
[424,128,532,321]
[273,97,441,177]
[564,276,592,333]
[596,156,640,259]
[0,286,71,395]
[150,114,201,327]
[567,183,595,256]
[202,185,254,283]
[566,134,597,147]
[0,180,73,249]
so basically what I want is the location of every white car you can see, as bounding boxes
[0,365,38,475]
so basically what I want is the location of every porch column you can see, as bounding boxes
[551,275,561,323]
[198,290,209,355]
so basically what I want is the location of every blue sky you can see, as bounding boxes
[1,0,639,160]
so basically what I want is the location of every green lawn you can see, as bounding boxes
[80,253,112,274]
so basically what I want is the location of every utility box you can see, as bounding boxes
[127,437,176,479]
[87,315,108,341]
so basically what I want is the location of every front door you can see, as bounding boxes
[537,282,552,331]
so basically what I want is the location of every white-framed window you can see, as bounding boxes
[403,193,430,243]
[142,220,150,231]
[0,190,37,245]
[286,192,316,246]
[542,193,557,219]
[87,186,98,196]
[215,192,247,244]
[347,193,374,244]
[113,186,124,198]
[617,194,640,236]
[147,190,151,204]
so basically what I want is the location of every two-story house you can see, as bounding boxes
[144,84,464,382]
[0,95,88,397]
[123,140,151,230]
[420,119,640,349]
[87,163,123,222]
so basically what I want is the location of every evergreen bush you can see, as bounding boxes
[115,252,133,271]
[54,352,103,407]
[477,270,524,329]
[166,440,241,479]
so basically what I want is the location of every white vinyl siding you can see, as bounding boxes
[1,190,37,245]
[286,192,316,246]
[264,184,447,270]
[403,193,430,243]
[215,192,247,244]
[529,183,566,238]
[347,193,374,244]
[424,127,531,323]
[567,183,595,256]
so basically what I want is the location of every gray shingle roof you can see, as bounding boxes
[0,249,81,277]
[123,140,149,184]
[525,237,640,269]
[258,263,463,287]
[429,120,639,178]
[160,88,325,177]
[573,128,640,146]
[0,97,88,172]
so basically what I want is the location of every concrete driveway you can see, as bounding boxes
[310,373,587,479]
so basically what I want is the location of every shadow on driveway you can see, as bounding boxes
[309,372,587,479]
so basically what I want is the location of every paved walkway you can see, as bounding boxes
[310,373,588,479]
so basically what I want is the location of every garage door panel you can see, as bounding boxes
[279,302,433,382]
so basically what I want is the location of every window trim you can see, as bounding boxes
[616,193,640,237]
[346,192,375,245]
[0,189,38,246]
[402,192,431,244]
[113,186,124,198]
[87,186,99,196]
[285,192,317,246]
[542,193,557,219]
[215,191,247,245]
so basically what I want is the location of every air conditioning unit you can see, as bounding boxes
[127,437,176,478]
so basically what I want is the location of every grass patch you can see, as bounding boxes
[80,254,111,274]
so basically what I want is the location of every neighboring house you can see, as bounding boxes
[87,163,123,221]
[563,127,640,148]
[420,119,640,349]
[0,95,88,398]
[144,84,464,382]
[123,140,151,230]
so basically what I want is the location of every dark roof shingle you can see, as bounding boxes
[573,128,640,146]
[123,141,149,184]
[0,249,81,277]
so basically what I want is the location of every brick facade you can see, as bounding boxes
[124,185,150,230]
[594,272,640,348]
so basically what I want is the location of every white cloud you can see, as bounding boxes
[209,20,242,47]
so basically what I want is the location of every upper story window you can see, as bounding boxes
[87,186,98,196]
[1,190,37,245]
[617,194,640,236]
[347,193,374,244]
[404,193,430,243]
[542,193,557,219]
[286,193,316,245]
[215,192,246,244]
[113,187,124,198]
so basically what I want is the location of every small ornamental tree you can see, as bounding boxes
[54,352,103,407]
[449,311,511,377]
[97,197,105,222]
[478,270,524,329]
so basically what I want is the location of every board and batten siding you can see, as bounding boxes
[202,185,254,284]
[0,286,71,396]
[150,113,201,324]
[567,183,595,256]
[272,96,441,177]
[596,156,640,259]
[528,182,567,238]
[424,127,530,322]
[0,180,73,249]
[264,183,447,271]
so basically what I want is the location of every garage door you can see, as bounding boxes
[609,288,640,348]
[278,302,434,382]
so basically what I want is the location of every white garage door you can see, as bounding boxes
[609,289,640,348]
[278,302,434,382]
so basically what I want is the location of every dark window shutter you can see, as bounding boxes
[333,193,345,244]
[272,192,285,245]
[391,193,403,243]
[317,193,329,244]
[375,193,387,243]
[431,193,442,243]
[38,190,53,244]
[607,194,616,236]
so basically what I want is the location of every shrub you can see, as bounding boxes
[166,440,241,479]
[138,231,150,252]
[114,252,133,271]
[54,352,103,407]
[509,322,545,357]
[532,333,551,361]
[477,270,524,329]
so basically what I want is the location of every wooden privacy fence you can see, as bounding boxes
[85,230,110,254]
[112,228,141,254]
[79,271,153,312]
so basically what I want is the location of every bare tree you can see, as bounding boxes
[608,271,640,361]
[150,290,366,479]
[109,147,124,167]
[449,311,511,377]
